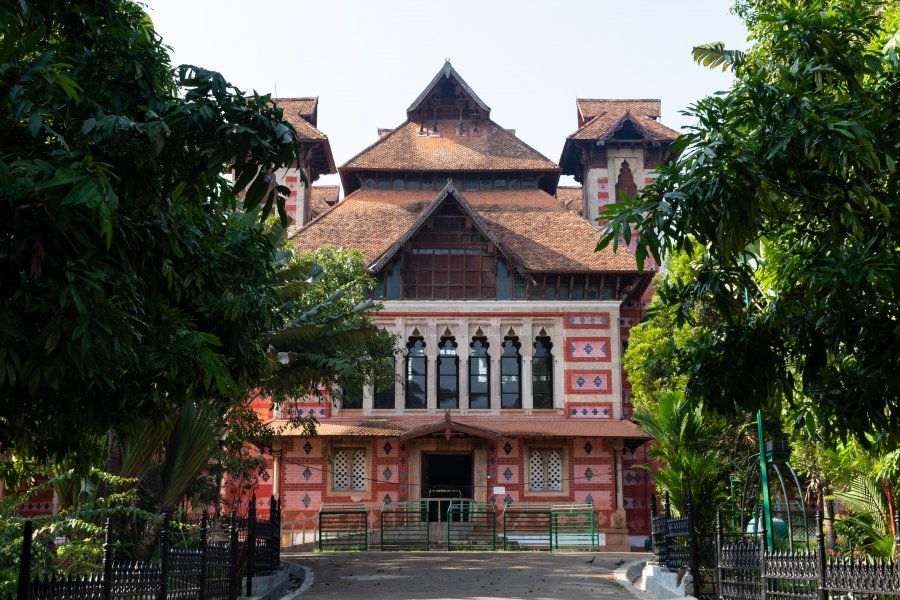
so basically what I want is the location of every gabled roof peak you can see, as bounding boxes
[407,61,491,120]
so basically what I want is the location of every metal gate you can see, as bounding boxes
[380,501,430,550]
[447,501,496,550]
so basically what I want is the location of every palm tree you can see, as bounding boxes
[633,391,726,535]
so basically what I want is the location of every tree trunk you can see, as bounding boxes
[822,479,836,550]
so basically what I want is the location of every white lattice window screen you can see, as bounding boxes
[547,450,563,491]
[529,450,544,491]
[351,449,366,491]
[530,449,563,492]
[333,450,349,491]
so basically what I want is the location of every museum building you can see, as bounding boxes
[251,61,679,549]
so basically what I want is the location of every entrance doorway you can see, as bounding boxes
[422,453,473,522]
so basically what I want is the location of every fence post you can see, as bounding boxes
[651,493,657,517]
[247,495,256,596]
[815,511,827,600]
[229,512,238,600]
[158,512,170,600]
[199,512,208,600]
[758,508,768,600]
[715,509,723,600]
[17,520,33,600]
[893,510,899,562]
[686,492,701,595]
[270,496,280,571]
[102,519,113,600]
[665,490,671,519]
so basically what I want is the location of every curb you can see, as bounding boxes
[280,562,314,598]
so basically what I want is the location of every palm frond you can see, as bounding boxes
[692,42,746,71]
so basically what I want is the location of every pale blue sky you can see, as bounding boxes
[143,0,750,189]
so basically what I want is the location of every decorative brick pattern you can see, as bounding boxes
[563,313,611,329]
[565,402,613,419]
[565,370,613,394]
[564,337,611,362]
[280,401,330,420]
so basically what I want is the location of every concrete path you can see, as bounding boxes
[283,551,649,599]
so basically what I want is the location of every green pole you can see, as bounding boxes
[757,411,774,547]
[743,254,773,547]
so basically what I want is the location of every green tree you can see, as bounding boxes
[0,0,302,465]
[633,391,727,537]
[600,0,900,446]
[263,244,399,406]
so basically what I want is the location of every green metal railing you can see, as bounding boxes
[447,502,496,550]
[318,503,368,551]
[551,503,596,551]
[503,503,552,550]
[380,501,430,550]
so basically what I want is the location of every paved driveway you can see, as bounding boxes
[284,551,647,600]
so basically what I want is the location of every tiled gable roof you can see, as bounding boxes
[292,187,639,273]
[576,99,661,124]
[407,60,490,117]
[556,186,583,216]
[569,109,678,142]
[310,185,340,220]
[275,97,318,123]
[273,97,336,179]
[340,120,560,173]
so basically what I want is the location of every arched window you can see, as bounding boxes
[469,337,490,409]
[615,160,638,203]
[342,384,362,409]
[373,355,396,409]
[500,336,521,409]
[532,336,553,409]
[437,337,458,409]
[405,336,426,409]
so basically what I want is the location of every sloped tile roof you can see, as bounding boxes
[570,110,678,142]
[275,415,649,440]
[275,97,318,121]
[577,99,661,123]
[274,98,327,141]
[310,185,340,220]
[291,187,640,273]
[341,120,559,172]
[556,186,583,215]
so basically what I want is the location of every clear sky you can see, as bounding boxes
[142,0,750,190]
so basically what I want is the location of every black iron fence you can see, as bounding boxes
[5,495,280,600]
[716,510,900,600]
[652,493,900,600]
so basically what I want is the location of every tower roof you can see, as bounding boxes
[406,60,490,118]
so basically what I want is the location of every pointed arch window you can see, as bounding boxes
[374,355,396,409]
[437,336,459,409]
[615,160,638,203]
[500,336,521,409]
[405,336,427,409]
[469,337,490,409]
[532,336,553,409]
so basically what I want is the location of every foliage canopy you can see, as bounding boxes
[600,0,900,446]
[0,0,302,464]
